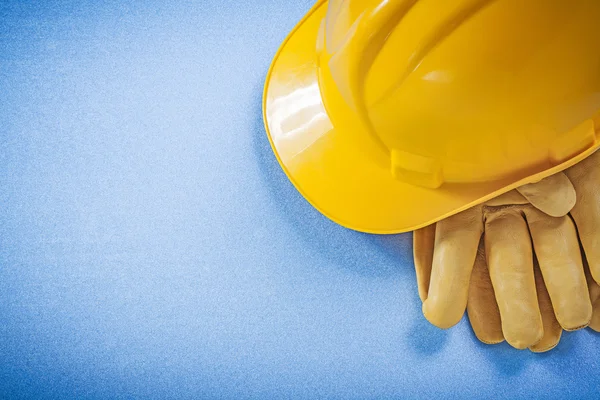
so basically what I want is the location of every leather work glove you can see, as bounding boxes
[564,150,600,332]
[413,150,600,351]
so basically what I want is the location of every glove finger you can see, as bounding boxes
[485,209,543,350]
[422,206,483,329]
[583,257,600,332]
[589,288,600,332]
[516,172,576,217]
[523,208,591,331]
[529,258,562,353]
[564,150,600,284]
[467,238,504,345]
[413,224,436,302]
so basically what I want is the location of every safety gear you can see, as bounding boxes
[563,150,600,332]
[263,0,600,234]
[414,172,591,351]
[468,243,563,353]
[414,150,600,351]
[586,264,600,332]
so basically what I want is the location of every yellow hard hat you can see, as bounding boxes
[263,0,600,234]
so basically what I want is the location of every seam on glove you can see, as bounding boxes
[563,320,591,332]
[530,341,560,353]
[477,338,504,345]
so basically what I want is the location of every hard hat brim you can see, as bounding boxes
[263,0,599,234]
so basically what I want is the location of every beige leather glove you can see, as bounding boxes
[564,150,600,332]
[414,166,597,351]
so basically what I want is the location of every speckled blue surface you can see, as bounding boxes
[1,1,600,398]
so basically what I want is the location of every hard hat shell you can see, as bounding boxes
[263,0,600,234]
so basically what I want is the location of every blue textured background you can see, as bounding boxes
[1,1,600,398]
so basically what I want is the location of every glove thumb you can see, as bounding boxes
[516,172,576,217]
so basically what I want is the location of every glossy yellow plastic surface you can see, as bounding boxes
[263,0,600,234]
